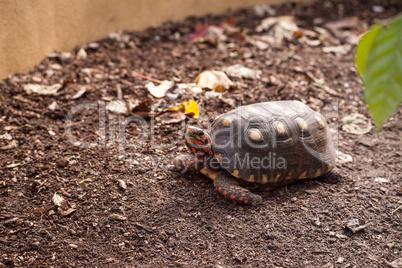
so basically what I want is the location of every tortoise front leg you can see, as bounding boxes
[321,167,342,184]
[201,168,262,206]
[173,154,204,173]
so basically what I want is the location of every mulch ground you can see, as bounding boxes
[0,0,401,267]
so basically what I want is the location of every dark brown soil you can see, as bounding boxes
[0,0,401,267]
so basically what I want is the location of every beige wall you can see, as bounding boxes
[0,0,299,80]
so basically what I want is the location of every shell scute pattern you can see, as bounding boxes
[209,101,336,186]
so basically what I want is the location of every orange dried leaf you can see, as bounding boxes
[169,104,184,112]
[183,100,200,118]
[294,30,303,37]
[169,100,200,118]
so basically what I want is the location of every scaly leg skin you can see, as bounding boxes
[206,157,221,171]
[173,154,204,173]
[201,168,262,206]
[321,167,341,184]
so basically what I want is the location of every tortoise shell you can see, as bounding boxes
[208,101,336,188]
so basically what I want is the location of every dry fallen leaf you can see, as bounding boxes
[256,16,298,44]
[177,83,203,95]
[323,45,352,56]
[146,80,175,98]
[346,218,371,233]
[156,112,186,124]
[245,35,273,50]
[324,17,359,32]
[169,100,200,118]
[6,162,23,168]
[52,193,68,209]
[224,64,262,80]
[3,126,19,131]
[189,25,227,45]
[323,17,361,45]
[306,71,340,97]
[48,101,59,111]
[336,150,353,164]
[0,140,18,150]
[72,86,87,99]
[374,177,389,183]
[47,52,71,62]
[221,97,236,107]
[165,85,181,99]
[106,100,128,114]
[76,48,87,60]
[33,207,45,216]
[205,91,223,99]
[23,83,62,95]
[108,30,130,43]
[384,258,402,268]
[0,133,12,141]
[110,214,127,221]
[131,98,153,117]
[253,4,276,18]
[61,208,76,217]
[299,36,322,46]
[195,70,235,92]
[125,94,141,111]
[342,113,372,135]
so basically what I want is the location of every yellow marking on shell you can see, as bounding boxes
[247,174,255,182]
[215,154,223,162]
[274,173,281,183]
[221,117,233,127]
[299,171,307,179]
[315,116,326,129]
[296,118,308,131]
[231,170,240,178]
[261,174,269,184]
[244,106,259,113]
[249,130,262,141]
[275,122,286,135]
[327,164,333,172]
[200,167,219,180]
[285,172,293,181]
[314,169,322,178]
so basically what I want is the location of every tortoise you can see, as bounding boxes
[173,100,338,206]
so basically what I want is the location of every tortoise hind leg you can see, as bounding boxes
[201,168,262,206]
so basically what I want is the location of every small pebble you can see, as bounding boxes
[68,244,78,249]
[372,5,385,13]
[110,214,127,221]
[56,158,69,168]
[374,177,389,183]
[118,180,127,190]
[336,257,345,264]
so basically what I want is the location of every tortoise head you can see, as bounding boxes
[185,126,213,158]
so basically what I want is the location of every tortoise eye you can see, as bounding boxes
[196,130,204,137]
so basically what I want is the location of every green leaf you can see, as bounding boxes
[360,16,402,131]
[356,24,383,77]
